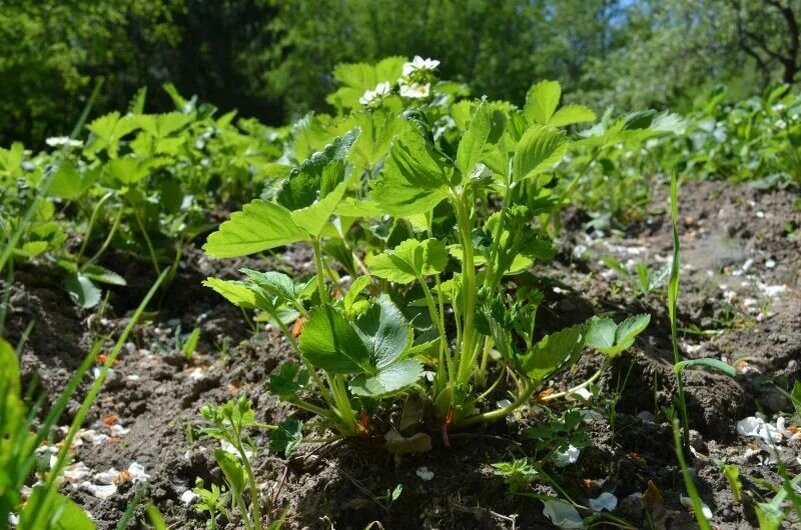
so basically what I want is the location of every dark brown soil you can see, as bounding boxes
[6,180,801,529]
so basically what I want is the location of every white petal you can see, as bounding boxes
[542,499,584,529]
[127,462,150,482]
[180,490,199,505]
[554,445,580,467]
[80,481,117,499]
[95,468,119,485]
[680,496,713,519]
[416,466,434,481]
[588,492,618,512]
[63,462,91,482]
[736,416,782,444]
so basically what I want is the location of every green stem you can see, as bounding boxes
[546,149,600,229]
[477,337,492,380]
[453,194,477,386]
[312,238,328,304]
[289,397,334,418]
[484,168,514,288]
[418,275,449,376]
[134,209,161,275]
[235,439,263,530]
[328,373,356,434]
[77,192,113,262]
[541,365,604,402]
[82,207,123,270]
[458,381,535,427]
[234,492,254,530]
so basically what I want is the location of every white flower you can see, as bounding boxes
[359,81,391,107]
[402,56,440,77]
[45,136,83,148]
[399,82,431,99]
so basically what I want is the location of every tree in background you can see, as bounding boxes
[0,0,798,146]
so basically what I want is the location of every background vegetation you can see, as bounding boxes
[2,0,799,147]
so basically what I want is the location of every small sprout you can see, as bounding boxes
[491,458,538,493]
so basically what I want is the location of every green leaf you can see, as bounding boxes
[203,200,307,258]
[334,197,382,218]
[299,305,371,374]
[182,327,201,357]
[18,241,48,257]
[146,504,167,530]
[371,122,451,216]
[269,418,304,457]
[104,157,152,185]
[722,464,742,502]
[277,129,360,211]
[65,274,101,309]
[367,238,448,284]
[524,80,561,125]
[49,162,96,200]
[791,381,801,417]
[290,180,348,236]
[351,110,403,171]
[202,278,261,309]
[513,126,568,181]
[19,489,96,530]
[355,299,409,368]
[85,111,139,158]
[214,449,246,497]
[674,358,736,378]
[586,314,650,357]
[326,56,405,110]
[268,363,309,400]
[350,359,422,396]
[456,102,505,176]
[82,265,126,286]
[518,324,586,383]
[755,502,783,530]
[548,104,597,127]
[240,269,298,304]
[344,276,373,314]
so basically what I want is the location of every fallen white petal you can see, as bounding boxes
[80,481,117,499]
[109,424,130,436]
[680,496,713,519]
[95,468,119,485]
[566,387,593,401]
[416,466,434,481]
[736,416,782,444]
[588,492,618,512]
[63,462,91,482]
[220,439,253,459]
[127,462,150,482]
[180,490,199,505]
[542,499,584,529]
[554,445,580,467]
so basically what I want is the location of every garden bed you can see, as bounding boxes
[7,180,800,529]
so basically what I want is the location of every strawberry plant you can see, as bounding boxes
[203,57,650,440]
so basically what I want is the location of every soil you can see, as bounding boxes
[6,180,801,529]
